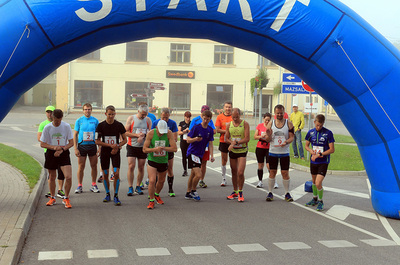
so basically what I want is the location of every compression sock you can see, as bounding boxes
[312,184,318,197]
[103,179,110,194]
[268,178,275,193]
[257,169,263,181]
[167,176,174,190]
[317,188,324,201]
[115,178,120,194]
[282,179,290,193]
[221,165,226,179]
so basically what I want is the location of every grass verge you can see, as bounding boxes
[0,143,42,190]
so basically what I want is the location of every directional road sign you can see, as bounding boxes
[282,84,316,94]
[282,73,301,83]
[130,93,147,98]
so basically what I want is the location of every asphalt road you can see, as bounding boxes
[1,107,399,265]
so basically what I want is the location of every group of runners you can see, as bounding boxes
[38,101,334,211]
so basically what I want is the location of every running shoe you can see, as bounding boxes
[90,185,100,193]
[63,198,72,209]
[147,201,155,209]
[97,175,103,183]
[135,186,144,195]
[103,194,111,202]
[266,192,274,201]
[110,174,114,182]
[127,186,134,196]
[145,179,149,188]
[191,191,201,201]
[185,192,193,200]
[140,182,145,189]
[238,192,244,202]
[57,190,66,198]
[46,197,56,206]
[294,155,299,158]
[316,201,324,211]
[274,182,279,189]
[199,180,207,188]
[155,195,164,205]
[45,192,51,198]
[220,179,227,187]
[285,193,294,202]
[182,170,188,177]
[305,198,318,207]
[227,191,238,200]
[168,189,175,197]
[114,196,121,206]
[74,186,83,194]
[256,181,263,188]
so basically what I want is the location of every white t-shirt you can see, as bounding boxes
[40,121,73,147]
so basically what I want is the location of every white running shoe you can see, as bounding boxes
[256,181,263,188]
[274,182,279,189]
[220,179,227,187]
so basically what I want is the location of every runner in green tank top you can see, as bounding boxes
[225,108,250,202]
[143,120,177,209]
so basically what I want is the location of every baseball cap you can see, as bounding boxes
[157,120,168,134]
[45,105,55,112]
[293,104,298,107]
[201,105,210,113]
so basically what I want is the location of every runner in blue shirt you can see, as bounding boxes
[185,110,214,201]
[151,108,178,197]
[304,114,335,211]
[188,105,216,188]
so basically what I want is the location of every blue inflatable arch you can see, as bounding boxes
[1,0,400,218]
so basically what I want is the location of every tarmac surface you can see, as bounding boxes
[0,105,355,265]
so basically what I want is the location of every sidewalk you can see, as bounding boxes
[0,161,45,265]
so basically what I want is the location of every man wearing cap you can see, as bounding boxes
[73,103,100,194]
[188,105,216,188]
[151,108,178,197]
[38,106,66,199]
[290,104,305,159]
[143,120,177,209]
[40,109,74,208]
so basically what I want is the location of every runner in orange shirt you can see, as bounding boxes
[215,101,233,186]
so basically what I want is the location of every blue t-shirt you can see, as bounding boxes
[147,112,157,123]
[186,124,214,158]
[189,115,215,131]
[305,127,335,164]
[74,116,99,145]
[151,118,178,133]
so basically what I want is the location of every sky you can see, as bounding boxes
[339,0,400,42]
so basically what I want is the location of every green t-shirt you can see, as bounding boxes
[148,128,169,164]
[38,120,51,152]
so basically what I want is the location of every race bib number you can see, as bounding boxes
[154,140,166,157]
[104,136,117,145]
[83,131,94,141]
[136,128,147,134]
[273,135,285,147]
[51,135,65,146]
[191,154,201,164]
[232,137,243,148]
[183,134,187,140]
[313,146,324,154]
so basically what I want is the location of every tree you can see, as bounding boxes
[250,68,269,96]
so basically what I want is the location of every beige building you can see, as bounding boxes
[23,37,333,116]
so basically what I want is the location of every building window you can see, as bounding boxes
[214,45,234,65]
[79,50,100,60]
[305,95,319,103]
[257,55,276,67]
[170,44,191,63]
[126,42,148,62]
[169,83,191,109]
[207,84,233,110]
[125,82,150,109]
[74,81,103,108]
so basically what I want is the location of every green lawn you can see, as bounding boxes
[213,130,365,171]
[0,143,42,190]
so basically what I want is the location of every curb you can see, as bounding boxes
[1,164,46,265]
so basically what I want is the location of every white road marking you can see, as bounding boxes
[11,126,23,131]
[273,242,311,250]
[38,251,73,260]
[318,240,357,248]
[324,187,369,199]
[136,248,171,256]
[87,249,118,258]
[326,205,378,221]
[181,246,218,255]
[228,243,267,252]
[360,239,398,247]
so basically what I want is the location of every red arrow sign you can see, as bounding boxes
[149,86,165,90]
[130,93,147,98]
[149,82,164,87]
[302,80,314,92]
